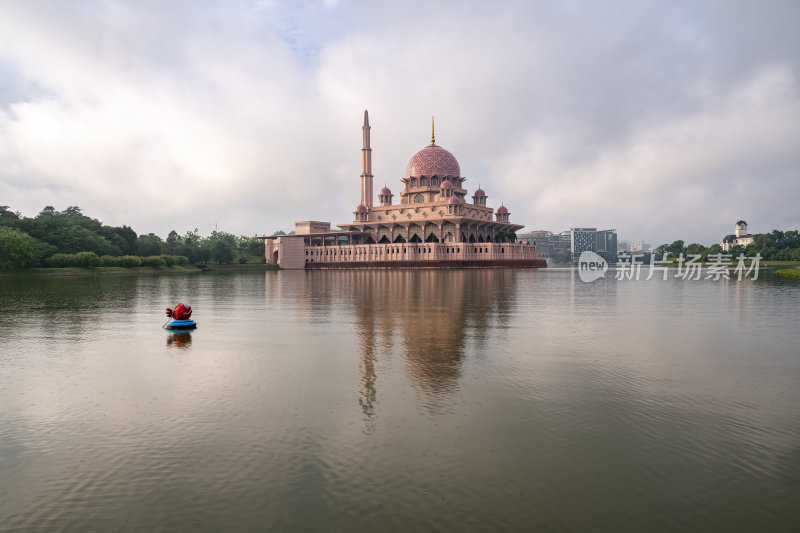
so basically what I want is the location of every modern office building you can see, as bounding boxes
[570,228,597,260]
[596,229,618,263]
[570,227,617,262]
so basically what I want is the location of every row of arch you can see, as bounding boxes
[348,222,513,245]
[368,233,497,244]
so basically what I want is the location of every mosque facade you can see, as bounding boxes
[262,111,543,269]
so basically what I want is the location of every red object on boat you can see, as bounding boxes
[165,307,173,317]
[172,303,192,320]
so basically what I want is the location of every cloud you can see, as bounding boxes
[499,65,800,242]
[0,0,798,244]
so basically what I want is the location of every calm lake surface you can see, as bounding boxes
[1,269,799,532]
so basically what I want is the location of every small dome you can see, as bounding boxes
[355,204,367,213]
[448,196,461,205]
[736,220,747,227]
[380,186,392,195]
[440,180,453,189]
[406,145,460,179]
[496,205,508,214]
[473,187,486,197]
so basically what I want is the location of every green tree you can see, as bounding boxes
[165,230,181,255]
[74,251,100,267]
[112,225,138,255]
[136,233,164,256]
[236,236,264,258]
[686,243,706,255]
[0,206,21,228]
[666,240,685,258]
[210,239,234,264]
[20,206,119,255]
[0,226,55,269]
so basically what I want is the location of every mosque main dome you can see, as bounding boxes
[405,144,461,179]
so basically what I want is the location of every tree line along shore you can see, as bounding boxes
[0,205,267,272]
[3,205,799,277]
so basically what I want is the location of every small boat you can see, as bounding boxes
[164,303,197,330]
[165,318,197,330]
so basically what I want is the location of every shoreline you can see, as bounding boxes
[776,268,800,278]
[0,263,281,279]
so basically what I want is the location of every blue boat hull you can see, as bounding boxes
[165,319,197,330]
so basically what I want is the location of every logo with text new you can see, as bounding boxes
[578,251,608,283]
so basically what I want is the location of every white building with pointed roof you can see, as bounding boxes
[721,220,754,251]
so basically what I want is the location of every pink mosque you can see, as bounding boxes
[262,111,544,269]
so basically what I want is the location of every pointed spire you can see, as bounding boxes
[430,116,436,145]
[360,109,373,207]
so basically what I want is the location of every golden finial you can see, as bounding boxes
[430,116,436,145]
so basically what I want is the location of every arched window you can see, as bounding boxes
[411,178,418,187]
[413,194,424,203]
[431,177,439,187]
[420,177,428,186]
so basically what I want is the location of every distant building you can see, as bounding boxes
[721,220,754,251]
[596,229,618,263]
[517,230,574,260]
[627,241,651,253]
[518,230,554,257]
[570,227,617,263]
[570,228,597,260]
[553,232,571,256]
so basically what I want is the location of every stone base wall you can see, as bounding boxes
[305,258,547,269]
[303,242,540,268]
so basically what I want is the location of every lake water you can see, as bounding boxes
[1,269,799,532]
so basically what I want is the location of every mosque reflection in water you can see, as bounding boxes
[299,270,518,429]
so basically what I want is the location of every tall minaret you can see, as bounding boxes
[360,110,373,209]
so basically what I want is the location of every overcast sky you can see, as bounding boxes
[1,0,798,245]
